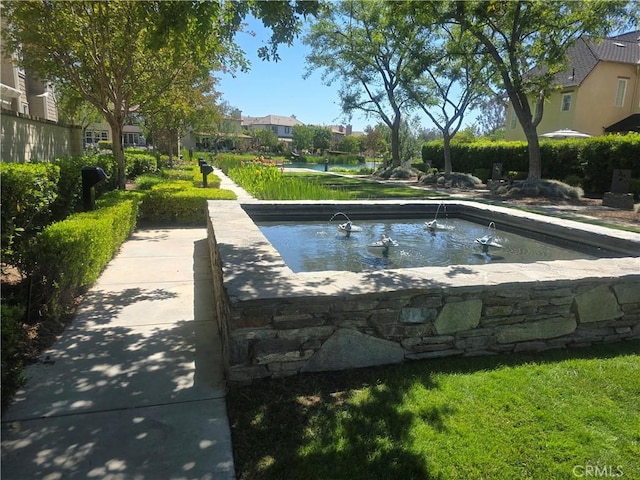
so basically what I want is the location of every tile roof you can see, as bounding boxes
[555,31,640,87]
[242,114,305,127]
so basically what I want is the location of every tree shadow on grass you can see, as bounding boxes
[228,339,640,480]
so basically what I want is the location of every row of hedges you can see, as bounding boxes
[2,161,237,408]
[29,191,140,320]
[1,153,159,271]
[137,179,235,225]
[422,134,640,193]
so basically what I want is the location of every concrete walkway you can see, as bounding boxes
[1,228,235,479]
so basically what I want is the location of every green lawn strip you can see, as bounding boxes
[284,171,446,199]
[227,341,640,480]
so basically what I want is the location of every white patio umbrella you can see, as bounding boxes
[539,129,592,139]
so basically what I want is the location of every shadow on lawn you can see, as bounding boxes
[227,339,640,480]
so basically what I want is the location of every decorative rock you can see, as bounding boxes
[602,192,635,210]
[253,338,306,364]
[434,299,482,334]
[613,283,640,305]
[301,328,404,372]
[573,285,623,323]
[400,307,437,324]
[496,316,577,344]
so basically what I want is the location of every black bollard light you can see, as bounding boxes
[200,164,214,187]
[81,166,108,211]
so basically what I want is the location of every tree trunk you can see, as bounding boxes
[390,116,401,167]
[522,123,542,180]
[109,120,126,190]
[443,134,452,174]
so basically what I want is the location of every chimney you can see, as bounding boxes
[346,124,353,135]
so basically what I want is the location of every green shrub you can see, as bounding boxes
[135,173,165,190]
[0,162,60,273]
[138,181,236,225]
[125,152,157,178]
[51,154,118,218]
[97,140,112,150]
[1,303,26,410]
[563,174,584,188]
[629,178,640,199]
[581,134,640,193]
[423,134,640,194]
[29,191,140,319]
[473,168,491,183]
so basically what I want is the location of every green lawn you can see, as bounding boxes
[284,171,445,199]
[227,341,640,480]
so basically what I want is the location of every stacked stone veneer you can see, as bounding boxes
[219,279,639,382]
[206,200,640,383]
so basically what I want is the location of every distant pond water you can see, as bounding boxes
[284,161,379,172]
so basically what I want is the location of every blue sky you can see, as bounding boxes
[216,16,479,133]
[217,16,366,130]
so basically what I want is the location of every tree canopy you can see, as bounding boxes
[304,0,420,167]
[441,0,631,179]
[3,0,319,188]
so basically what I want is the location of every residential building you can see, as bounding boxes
[84,112,146,148]
[505,31,640,141]
[242,114,304,143]
[1,18,82,162]
[181,108,251,151]
[329,124,352,148]
[1,23,58,122]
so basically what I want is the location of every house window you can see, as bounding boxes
[284,126,290,134]
[615,78,628,107]
[561,93,572,112]
[271,126,278,134]
[124,133,140,146]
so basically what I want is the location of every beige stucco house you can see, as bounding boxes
[506,31,640,141]
[1,18,83,162]
[241,114,304,143]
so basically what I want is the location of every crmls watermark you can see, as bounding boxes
[572,465,624,478]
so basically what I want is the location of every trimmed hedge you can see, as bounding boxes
[422,134,640,193]
[0,162,60,271]
[29,191,140,319]
[125,151,158,178]
[137,181,236,225]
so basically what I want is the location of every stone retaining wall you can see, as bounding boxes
[206,200,640,383]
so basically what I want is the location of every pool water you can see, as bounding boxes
[257,218,599,273]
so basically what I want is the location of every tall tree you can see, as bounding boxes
[292,124,315,152]
[443,0,630,179]
[3,0,319,189]
[363,125,388,158]
[304,0,420,167]
[476,93,508,137]
[401,21,492,174]
[312,126,332,153]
